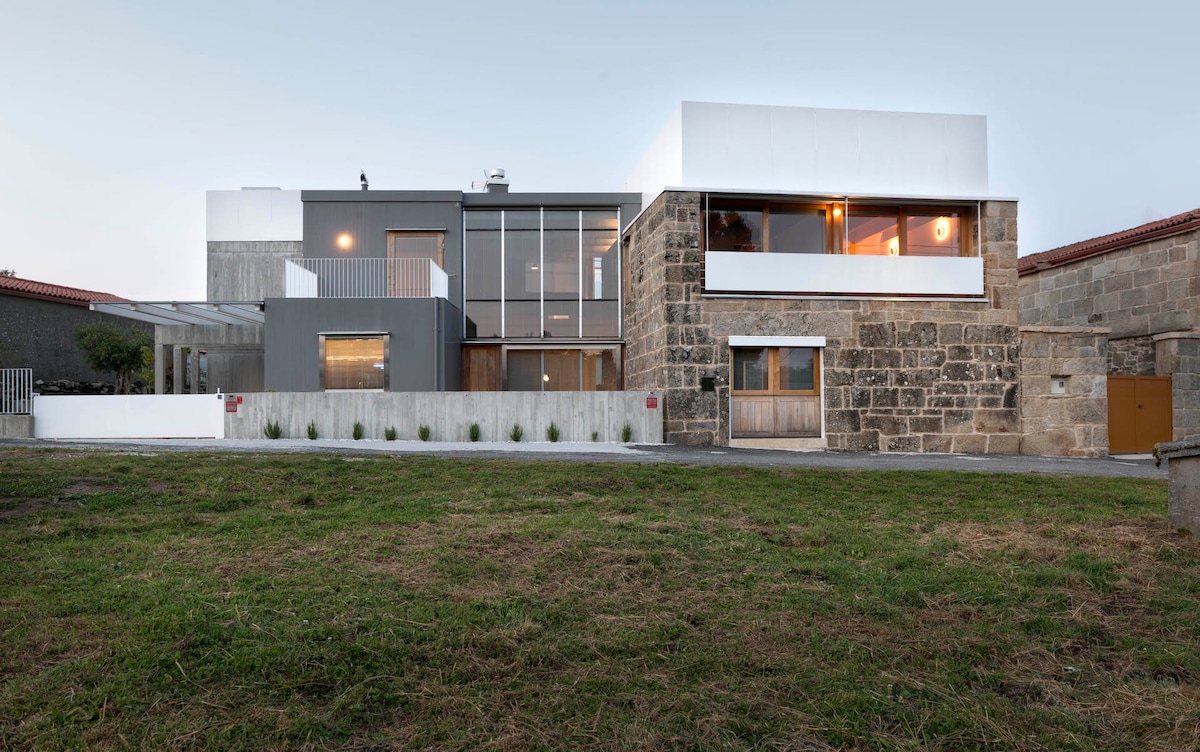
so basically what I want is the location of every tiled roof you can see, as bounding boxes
[0,274,129,306]
[1018,208,1200,276]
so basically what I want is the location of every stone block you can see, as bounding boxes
[897,322,938,348]
[886,436,922,452]
[987,433,1022,454]
[863,414,907,435]
[873,349,901,368]
[939,324,963,345]
[1021,429,1078,457]
[952,434,987,454]
[859,322,896,347]
[895,368,940,387]
[853,370,890,386]
[909,416,942,433]
[872,388,899,408]
[899,388,926,408]
[922,433,953,452]
[843,431,880,451]
[826,410,862,433]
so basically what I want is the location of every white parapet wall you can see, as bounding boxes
[705,252,985,297]
[226,391,664,443]
[33,394,227,439]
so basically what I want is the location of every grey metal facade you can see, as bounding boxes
[263,297,462,393]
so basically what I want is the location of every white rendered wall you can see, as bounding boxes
[624,102,990,202]
[33,395,226,439]
[207,189,303,242]
[705,252,984,297]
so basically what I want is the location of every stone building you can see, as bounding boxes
[1018,209,1200,452]
[621,103,1022,451]
[0,274,152,389]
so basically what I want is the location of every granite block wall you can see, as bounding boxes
[623,192,1021,451]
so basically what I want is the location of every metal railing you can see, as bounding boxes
[1,368,33,414]
[285,258,449,299]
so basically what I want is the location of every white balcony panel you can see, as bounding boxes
[704,252,984,297]
[285,260,318,298]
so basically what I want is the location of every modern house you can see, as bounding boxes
[97,101,1039,452]
[1018,209,1200,453]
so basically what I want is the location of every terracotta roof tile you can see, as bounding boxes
[1018,208,1200,276]
[0,274,129,306]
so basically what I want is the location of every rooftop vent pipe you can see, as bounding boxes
[360,170,369,191]
[485,168,509,193]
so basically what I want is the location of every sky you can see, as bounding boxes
[1,0,1197,301]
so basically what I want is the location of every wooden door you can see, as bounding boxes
[731,347,821,438]
[463,346,501,391]
[1107,375,1172,453]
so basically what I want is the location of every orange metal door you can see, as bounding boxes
[1107,375,1172,453]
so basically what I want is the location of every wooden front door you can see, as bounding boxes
[1107,375,1172,453]
[731,347,821,438]
[463,346,502,391]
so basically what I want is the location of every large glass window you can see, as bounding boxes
[322,335,387,391]
[464,208,621,340]
[500,347,621,392]
[706,198,973,257]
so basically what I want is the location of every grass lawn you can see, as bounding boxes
[0,448,1194,750]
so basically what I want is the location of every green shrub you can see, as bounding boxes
[353,421,364,440]
[306,421,318,440]
[622,423,633,443]
[510,423,524,442]
[418,424,431,441]
[263,420,282,440]
[469,422,481,442]
[591,431,599,442]
[546,422,560,442]
[384,426,397,441]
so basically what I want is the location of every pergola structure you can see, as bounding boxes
[90,302,265,394]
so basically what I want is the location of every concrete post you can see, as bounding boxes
[172,346,184,395]
[188,348,201,394]
[154,344,169,395]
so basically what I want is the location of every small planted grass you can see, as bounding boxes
[0,448,1193,750]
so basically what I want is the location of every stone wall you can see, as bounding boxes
[1018,230,1199,340]
[1155,333,1200,442]
[623,192,1021,451]
[1019,326,1109,457]
[1109,335,1155,375]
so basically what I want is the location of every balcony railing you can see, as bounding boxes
[285,258,449,299]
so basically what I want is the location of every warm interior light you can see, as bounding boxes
[549,314,570,320]
[542,374,550,382]
[934,217,951,241]
[832,207,842,218]
[530,265,539,271]
[887,237,900,256]
[336,233,353,250]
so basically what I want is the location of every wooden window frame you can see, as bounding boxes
[731,347,820,396]
[387,230,445,268]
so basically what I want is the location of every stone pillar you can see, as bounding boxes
[1019,326,1110,456]
[1155,332,1200,442]
[1158,438,1200,535]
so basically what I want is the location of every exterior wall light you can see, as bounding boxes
[336,233,353,251]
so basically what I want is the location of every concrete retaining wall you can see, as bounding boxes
[0,415,33,438]
[33,394,226,439]
[225,391,663,443]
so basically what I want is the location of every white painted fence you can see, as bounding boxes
[33,394,226,439]
[226,391,663,443]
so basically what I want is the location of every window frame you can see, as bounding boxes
[730,346,821,396]
[319,332,390,392]
[704,196,976,258]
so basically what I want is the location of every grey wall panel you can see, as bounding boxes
[207,351,264,393]
[264,298,464,393]
[439,298,463,391]
[207,241,303,300]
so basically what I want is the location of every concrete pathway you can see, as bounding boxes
[0,437,1167,478]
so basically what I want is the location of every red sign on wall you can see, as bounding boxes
[646,392,658,409]
[225,395,238,413]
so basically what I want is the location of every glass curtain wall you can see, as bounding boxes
[465,209,619,339]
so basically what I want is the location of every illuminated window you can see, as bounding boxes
[321,335,387,390]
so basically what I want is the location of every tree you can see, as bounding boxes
[74,324,153,394]
[0,268,16,277]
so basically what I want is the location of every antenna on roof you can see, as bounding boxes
[360,169,369,191]
[471,168,508,193]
